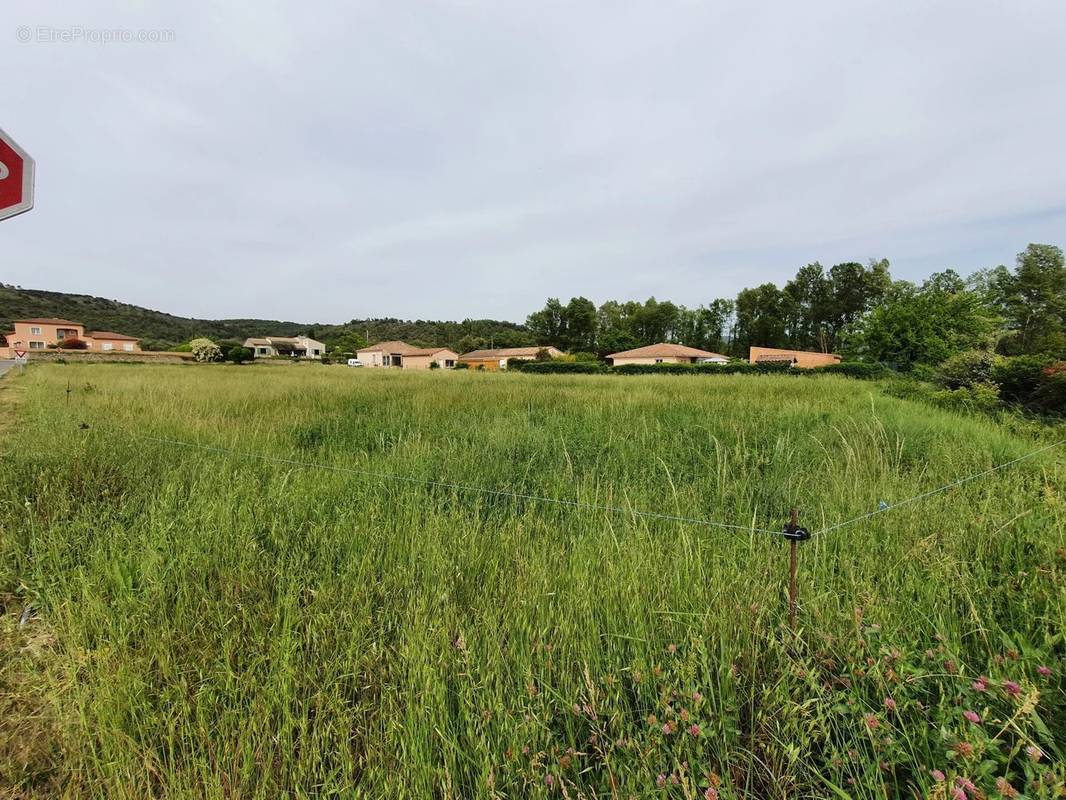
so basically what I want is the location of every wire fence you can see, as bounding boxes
[129,432,1065,540]
[135,434,786,536]
[817,438,1065,534]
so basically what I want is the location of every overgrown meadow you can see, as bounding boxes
[1,364,1064,799]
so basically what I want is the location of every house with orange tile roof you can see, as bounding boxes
[748,346,841,368]
[1,318,141,358]
[607,342,729,366]
[356,340,458,369]
[457,346,564,371]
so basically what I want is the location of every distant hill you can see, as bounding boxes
[0,285,532,353]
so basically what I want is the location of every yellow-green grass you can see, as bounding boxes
[1,364,1063,799]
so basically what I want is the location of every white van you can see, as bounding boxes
[347,358,363,368]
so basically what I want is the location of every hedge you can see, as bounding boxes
[510,359,886,379]
[512,361,607,374]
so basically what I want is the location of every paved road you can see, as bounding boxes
[0,360,17,378]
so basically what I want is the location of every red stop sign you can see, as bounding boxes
[0,127,35,222]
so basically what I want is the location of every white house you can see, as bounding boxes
[243,335,325,359]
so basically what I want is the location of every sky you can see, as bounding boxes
[3,1,1065,324]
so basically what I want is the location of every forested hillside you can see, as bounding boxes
[0,286,531,353]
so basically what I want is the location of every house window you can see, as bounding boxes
[445,360,455,368]
[123,343,134,351]
[655,358,664,363]
[258,347,269,355]
[102,342,113,351]
[31,326,42,335]
[30,341,46,349]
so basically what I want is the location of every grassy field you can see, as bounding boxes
[1,364,1064,799]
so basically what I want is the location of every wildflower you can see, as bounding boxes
[953,741,974,759]
[704,789,719,800]
[545,774,554,787]
[1025,744,1043,762]
[692,691,702,702]
[647,714,658,726]
[995,776,1019,797]
[971,677,987,692]
[945,659,958,674]
[656,773,667,788]
[955,776,977,794]
[1002,680,1021,697]
[633,671,642,683]
[930,769,946,782]
[559,754,572,769]
[688,724,701,737]
[951,788,967,800]
[679,708,690,722]
[863,714,879,730]
[662,721,675,735]
[667,643,677,654]
[963,710,981,724]
[1036,665,1051,677]
[884,697,897,712]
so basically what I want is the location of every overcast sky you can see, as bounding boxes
[3,1,1065,324]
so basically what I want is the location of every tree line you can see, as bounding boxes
[524,244,1065,368]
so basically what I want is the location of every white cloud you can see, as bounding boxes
[3,0,1065,321]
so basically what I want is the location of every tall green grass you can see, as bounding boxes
[1,364,1063,798]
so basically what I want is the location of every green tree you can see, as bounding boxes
[562,296,598,352]
[526,298,566,345]
[783,263,833,350]
[989,244,1066,356]
[595,300,639,355]
[824,259,891,349]
[734,283,788,351]
[843,282,997,369]
[456,335,488,355]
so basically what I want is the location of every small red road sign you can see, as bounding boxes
[0,127,35,222]
[14,350,27,359]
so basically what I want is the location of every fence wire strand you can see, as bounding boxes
[817,439,1065,534]
[136,434,785,536]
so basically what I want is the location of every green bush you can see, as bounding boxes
[992,356,1054,407]
[514,361,606,374]
[1033,363,1066,415]
[936,350,1000,389]
[570,351,601,362]
[453,362,469,370]
[226,346,253,364]
[930,381,1002,414]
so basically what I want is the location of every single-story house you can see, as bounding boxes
[0,318,141,357]
[243,336,325,359]
[356,340,457,369]
[607,343,729,365]
[748,347,842,369]
[457,346,564,371]
[85,331,141,352]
